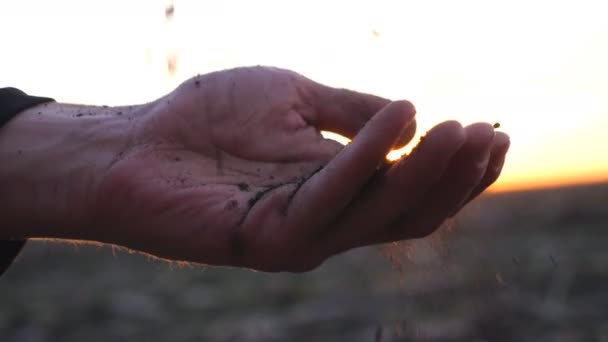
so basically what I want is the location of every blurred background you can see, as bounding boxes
[1,0,607,340]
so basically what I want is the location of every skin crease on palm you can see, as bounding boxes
[10,66,510,273]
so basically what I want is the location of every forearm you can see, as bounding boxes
[0,102,135,240]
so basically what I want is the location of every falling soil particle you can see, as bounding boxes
[165,3,175,20]
[493,122,501,129]
[550,254,558,267]
[167,54,178,76]
[375,326,383,342]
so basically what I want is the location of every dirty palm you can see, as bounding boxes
[94,66,510,272]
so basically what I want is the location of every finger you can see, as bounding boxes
[303,83,417,148]
[285,101,416,240]
[316,121,466,253]
[454,131,511,213]
[363,122,496,246]
[394,119,417,149]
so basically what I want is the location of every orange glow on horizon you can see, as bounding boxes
[490,173,608,193]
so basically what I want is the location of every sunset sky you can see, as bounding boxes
[2,0,607,192]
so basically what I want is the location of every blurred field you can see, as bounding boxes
[1,183,607,342]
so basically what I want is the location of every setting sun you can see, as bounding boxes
[2,0,607,192]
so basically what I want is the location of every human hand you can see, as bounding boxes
[0,66,509,272]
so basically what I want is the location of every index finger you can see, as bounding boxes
[284,101,416,241]
[301,82,417,147]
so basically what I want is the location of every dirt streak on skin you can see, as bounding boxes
[229,183,286,262]
[247,184,283,209]
[281,165,325,215]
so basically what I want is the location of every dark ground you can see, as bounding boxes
[1,183,607,342]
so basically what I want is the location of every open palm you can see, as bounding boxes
[92,66,509,272]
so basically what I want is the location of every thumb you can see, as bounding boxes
[303,82,417,148]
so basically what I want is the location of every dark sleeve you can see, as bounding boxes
[0,87,55,276]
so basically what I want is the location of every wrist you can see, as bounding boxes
[0,101,138,239]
